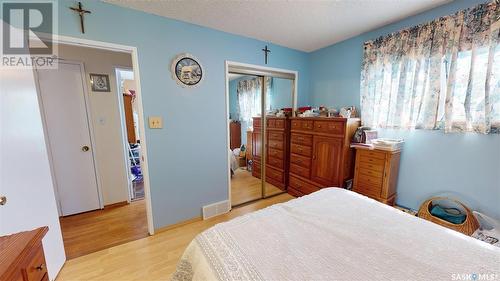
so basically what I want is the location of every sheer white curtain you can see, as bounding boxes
[237,77,272,126]
[360,2,499,134]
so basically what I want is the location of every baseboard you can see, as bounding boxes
[104,201,128,209]
[155,216,202,233]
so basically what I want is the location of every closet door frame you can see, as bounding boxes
[225,61,298,208]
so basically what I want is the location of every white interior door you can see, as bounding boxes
[0,65,66,280]
[37,62,101,216]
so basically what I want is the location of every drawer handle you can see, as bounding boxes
[318,125,322,128]
[35,264,45,271]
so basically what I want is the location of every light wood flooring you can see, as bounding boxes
[56,193,294,281]
[231,167,283,206]
[59,200,148,259]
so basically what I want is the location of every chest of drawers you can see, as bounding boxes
[252,117,290,190]
[287,117,360,196]
[352,148,401,205]
[0,227,49,281]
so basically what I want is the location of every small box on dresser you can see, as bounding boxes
[352,147,401,205]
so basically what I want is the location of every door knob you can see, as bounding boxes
[0,196,6,206]
[82,145,90,152]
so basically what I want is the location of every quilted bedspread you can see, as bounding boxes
[172,188,500,281]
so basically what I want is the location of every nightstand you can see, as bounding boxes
[352,147,401,205]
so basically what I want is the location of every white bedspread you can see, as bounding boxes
[172,188,500,281]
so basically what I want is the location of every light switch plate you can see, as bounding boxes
[148,116,163,129]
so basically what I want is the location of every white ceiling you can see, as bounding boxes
[104,0,451,52]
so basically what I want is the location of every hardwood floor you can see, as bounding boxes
[59,200,148,259]
[56,193,294,281]
[231,167,283,206]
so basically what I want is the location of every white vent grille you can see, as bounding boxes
[202,200,230,220]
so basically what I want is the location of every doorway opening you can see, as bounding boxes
[35,41,152,259]
[226,62,297,207]
[116,68,144,201]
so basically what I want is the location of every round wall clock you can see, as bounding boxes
[170,53,203,88]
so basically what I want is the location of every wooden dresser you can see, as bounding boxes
[0,227,49,281]
[123,94,136,143]
[287,117,360,196]
[352,147,401,205]
[229,121,241,150]
[252,116,290,190]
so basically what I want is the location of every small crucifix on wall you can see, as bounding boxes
[262,45,271,64]
[70,2,91,34]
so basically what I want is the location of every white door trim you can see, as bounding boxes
[34,60,105,214]
[224,61,298,208]
[42,34,155,235]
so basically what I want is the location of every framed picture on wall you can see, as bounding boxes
[170,53,203,88]
[89,73,111,92]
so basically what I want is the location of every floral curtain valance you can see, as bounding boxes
[360,1,499,134]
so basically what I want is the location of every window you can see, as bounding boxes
[360,2,499,134]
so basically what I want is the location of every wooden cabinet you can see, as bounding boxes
[288,117,360,196]
[311,136,342,186]
[0,227,49,281]
[352,147,401,205]
[123,94,136,143]
[252,117,290,190]
[246,131,253,164]
[229,121,241,150]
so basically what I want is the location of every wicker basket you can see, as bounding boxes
[418,197,479,236]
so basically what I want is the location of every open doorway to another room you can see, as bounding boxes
[36,43,149,259]
[116,68,144,201]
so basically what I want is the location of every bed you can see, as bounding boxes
[172,188,500,281]
[229,149,239,175]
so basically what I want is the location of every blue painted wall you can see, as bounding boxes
[53,0,310,229]
[309,0,500,219]
[270,78,294,110]
[228,79,240,121]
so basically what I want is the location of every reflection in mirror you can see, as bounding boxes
[264,77,294,197]
[228,73,263,206]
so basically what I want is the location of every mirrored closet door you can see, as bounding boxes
[263,77,294,197]
[228,74,264,206]
[227,65,296,207]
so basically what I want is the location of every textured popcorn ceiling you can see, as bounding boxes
[104,0,451,52]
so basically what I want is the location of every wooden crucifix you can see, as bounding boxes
[262,45,271,64]
[70,2,91,34]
